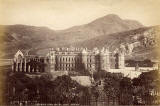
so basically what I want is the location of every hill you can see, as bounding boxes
[0,14,147,58]
[56,14,143,44]
[74,26,158,60]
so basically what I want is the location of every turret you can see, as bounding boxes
[100,47,110,71]
[117,52,125,69]
[49,48,56,72]
[82,48,88,70]
[105,48,110,70]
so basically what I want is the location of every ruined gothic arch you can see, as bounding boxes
[14,50,24,63]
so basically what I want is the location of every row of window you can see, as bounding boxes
[56,63,81,68]
[56,52,80,55]
[50,55,104,63]
[29,58,45,62]
[56,67,75,71]
[55,58,99,63]
[55,64,99,71]
[56,57,81,62]
[55,63,98,69]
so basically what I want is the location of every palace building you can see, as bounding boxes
[11,47,125,73]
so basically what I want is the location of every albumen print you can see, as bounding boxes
[0,0,160,105]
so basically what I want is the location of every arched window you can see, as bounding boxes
[17,54,23,63]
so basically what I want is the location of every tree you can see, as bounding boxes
[119,77,133,105]
[6,71,91,105]
[5,72,31,103]
[93,70,106,81]
[103,72,122,105]
[52,75,90,105]
[132,70,160,105]
[91,84,100,105]
[5,71,55,104]
[29,74,54,103]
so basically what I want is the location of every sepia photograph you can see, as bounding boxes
[0,0,160,105]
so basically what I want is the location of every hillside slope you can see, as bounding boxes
[56,14,143,44]
[0,14,145,58]
[74,26,158,60]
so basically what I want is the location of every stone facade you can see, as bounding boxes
[12,47,125,73]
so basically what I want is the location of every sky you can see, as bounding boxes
[0,0,160,30]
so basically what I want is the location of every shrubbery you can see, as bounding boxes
[4,72,91,105]
[4,69,160,105]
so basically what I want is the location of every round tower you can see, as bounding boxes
[105,48,110,70]
[49,48,56,72]
[82,48,88,70]
[117,52,125,69]
[100,48,110,71]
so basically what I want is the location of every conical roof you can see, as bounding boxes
[82,48,88,54]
